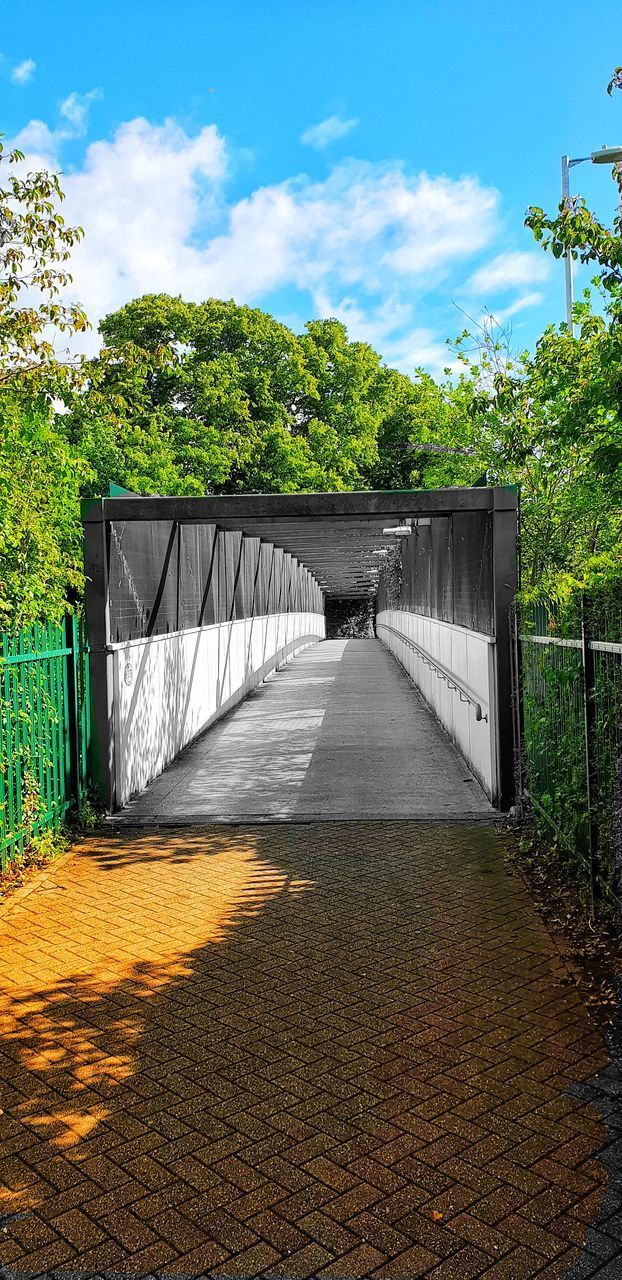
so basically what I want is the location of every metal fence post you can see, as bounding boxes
[492,489,519,810]
[175,521,181,633]
[581,593,600,907]
[64,614,82,811]
[510,602,526,810]
[82,498,115,811]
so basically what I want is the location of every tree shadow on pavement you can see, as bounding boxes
[0,823,617,1279]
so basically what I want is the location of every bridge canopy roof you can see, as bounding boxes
[82,487,517,599]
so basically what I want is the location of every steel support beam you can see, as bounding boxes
[492,491,519,809]
[82,500,115,811]
[82,487,510,524]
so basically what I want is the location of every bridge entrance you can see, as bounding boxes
[118,639,494,824]
[82,487,517,817]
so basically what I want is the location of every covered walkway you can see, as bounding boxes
[119,640,493,824]
[83,486,517,813]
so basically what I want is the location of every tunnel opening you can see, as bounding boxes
[324,597,376,639]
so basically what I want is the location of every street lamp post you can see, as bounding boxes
[561,145,622,334]
[560,154,575,328]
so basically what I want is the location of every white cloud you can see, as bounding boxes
[56,118,228,326]
[467,250,549,295]
[383,174,498,275]
[11,119,61,165]
[11,111,511,369]
[487,291,545,324]
[193,162,499,302]
[11,89,102,164]
[310,290,450,375]
[59,89,102,134]
[11,58,36,84]
[300,115,358,149]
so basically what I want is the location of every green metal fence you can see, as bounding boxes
[0,617,91,870]
[516,590,622,908]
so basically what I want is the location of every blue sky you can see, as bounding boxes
[3,0,622,374]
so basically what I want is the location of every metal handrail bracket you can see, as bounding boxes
[376,621,487,723]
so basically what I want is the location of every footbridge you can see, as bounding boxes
[82,487,517,819]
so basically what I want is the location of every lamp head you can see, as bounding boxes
[591,145,622,165]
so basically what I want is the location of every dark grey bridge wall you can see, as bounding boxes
[376,490,518,809]
[376,510,495,634]
[84,487,515,524]
[82,500,324,807]
[106,520,323,643]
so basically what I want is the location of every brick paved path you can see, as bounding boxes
[0,823,617,1279]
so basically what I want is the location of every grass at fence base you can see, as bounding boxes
[507,825,622,1030]
[0,800,103,906]
[519,588,622,913]
[0,826,68,899]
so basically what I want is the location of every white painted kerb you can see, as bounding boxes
[376,608,499,802]
[112,611,325,807]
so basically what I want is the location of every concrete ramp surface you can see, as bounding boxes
[119,639,494,823]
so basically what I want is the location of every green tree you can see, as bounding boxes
[370,368,481,491]
[69,295,446,497]
[0,398,90,628]
[512,66,622,594]
[298,319,383,488]
[0,140,90,627]
[0,138,88,390]
[446,300,622,597]
[69,295,319,495]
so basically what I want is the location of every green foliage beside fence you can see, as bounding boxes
[0,617,91,870]
[518,588,622,907]
[588,588,622,898]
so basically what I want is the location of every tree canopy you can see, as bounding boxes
[0,138,88,392]
[0,397,89,628]
[67,294,478,499]
[444,299,622,597]
[0,140,89,626]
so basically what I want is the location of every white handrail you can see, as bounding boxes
[377,620,487,723]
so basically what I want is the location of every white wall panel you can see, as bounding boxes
[111,612,325,806]
[376,609,498,801]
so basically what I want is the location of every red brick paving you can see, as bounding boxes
[0,822,617,1278]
